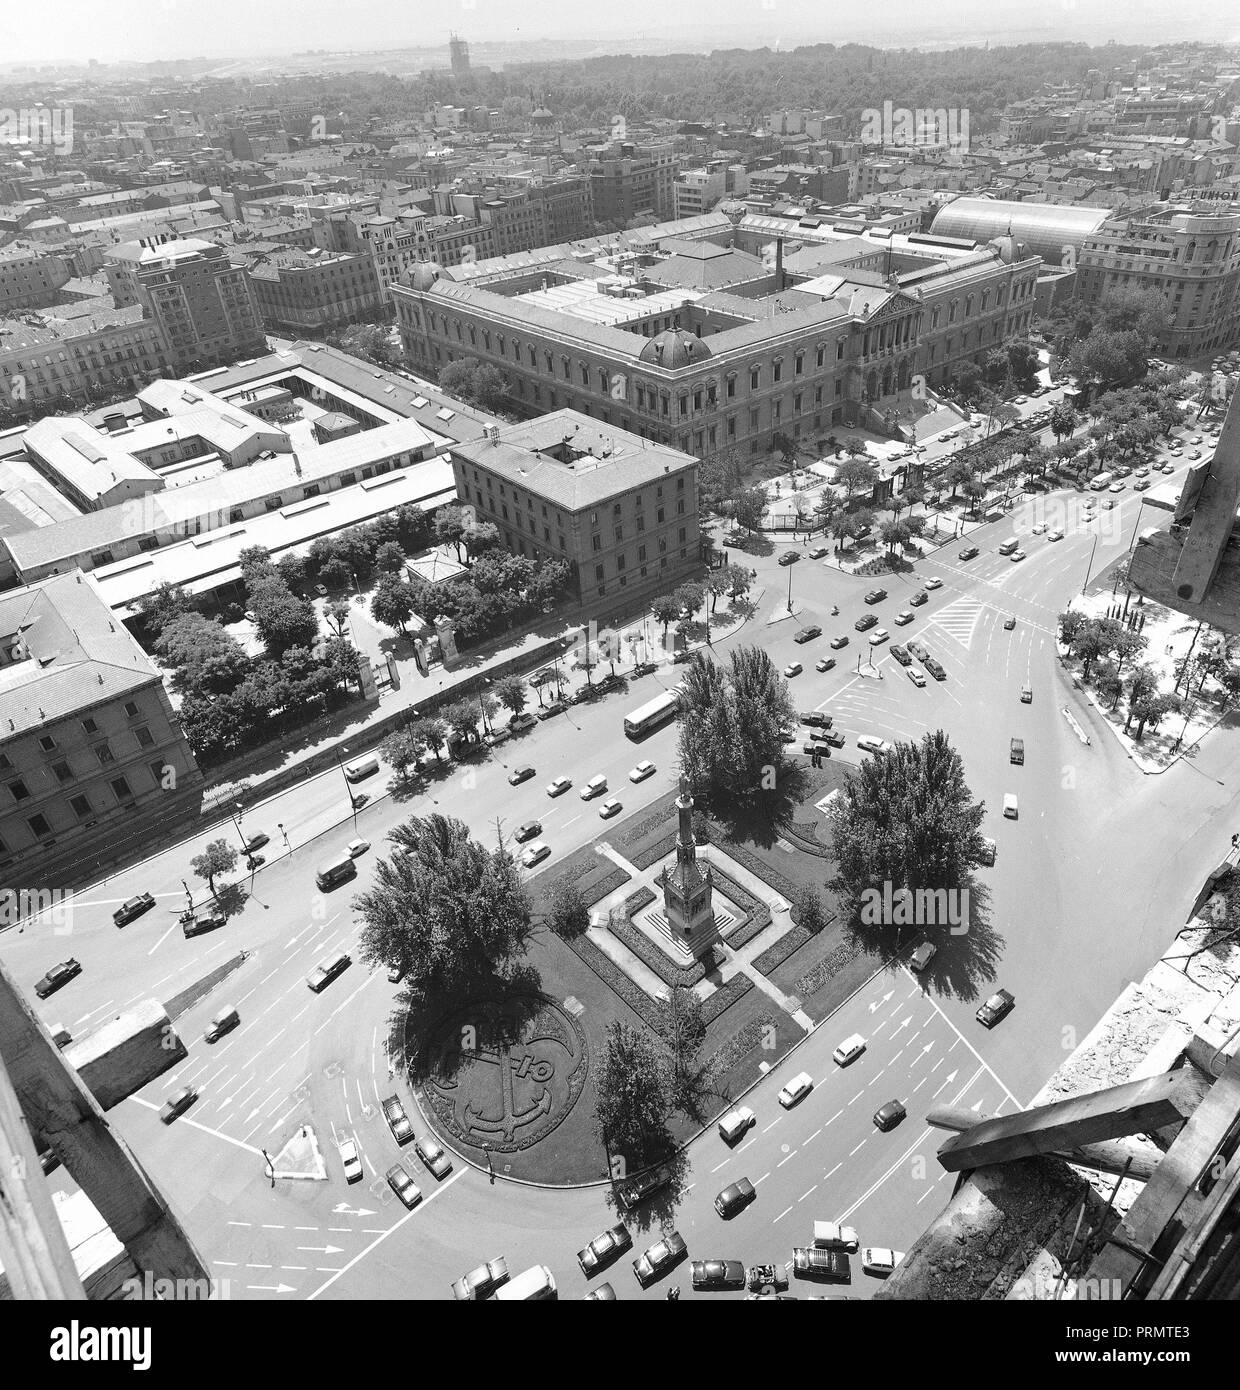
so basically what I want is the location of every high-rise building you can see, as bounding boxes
[449,33,471,80]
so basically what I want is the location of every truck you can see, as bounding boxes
[792,1246,850,1281]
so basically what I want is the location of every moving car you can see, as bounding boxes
[306,950,351,993]
[578,1223,632,1275]
[629,760,656,782]
[715,1177,757,1218]
[814,1222,860,1253]
[160,1086,199,1125]
[976,988,1016,1028]
[243,832,269,855]
[519,834,550,867]
[514,820,542,844]
[832,1034,867,1066]
[1009,549,1026,562]
[339,1137,363,1182]
[204,1005,239,1044]
[979,836,997,867]
[718,1105,756,1143]
[910,590,928,606]
[873,1100,907,1132]
[632,1231,687,1285]
[415,1135,453,1179]
[1010,737,1024,765]
[907,665,927,687]
[584,1282,617,1301]
[113,892,156,928]
[34,958,83,1000]
[452,1257,509,1301]
[386,1163,422,1209]
[546,775,572,797]
[1003,615,1016,630]
[815,657,836,673]
[856,735,892,755]
[924,577,943,590]
[861,1248,904,1278]
[1030,523,1047,535]
[691,1259,747,1291]
[508,765,536,786]
[868,628,889,646]
[382,1095,414,1145]
[777,551,799,566]
[1048,530,1064,542]
[794,624,821,644]
[909,940,937,972]
[829,635,849,649]
[809,546,829,559]
[1021,683,1033,703]
[347,838,370,858]
[893,610,914,626]
[854,613,878,632]
[958,545,980,560]
[617,1165,672,1210]
[580,774,608,800]
[598,798,622,819]
[1133,479,1150,491]
[864,588,888,604]
[1003,793,1019,819]
[784,661,803,678]
[778,1071,814,1109]
[890,644,912,667]
[792,1246,850,1281]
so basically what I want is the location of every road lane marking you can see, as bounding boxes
[909,966,1022,1106]
[755,1172,771,1185]
[800,1185,817,1202]
[777,1151,798,1167]
[849,1140,866,1156]
[803,1128,821,1145]
[774,1205,793,1223]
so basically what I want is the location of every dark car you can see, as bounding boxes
[777,552,800,566]
[632,1231,687,1285]
[508,765,536,786]
[243,832,269,854]
[113,892,156,927]
[159,1086,199,1124]
[182,910,226,938]
[691,1259,747,1291]
[617,1164,672,1211]
[958,545,980,561]
[34,958,81,999]
[386,1163,422,1209]
[577,1223,632,1275]
[1003,615,1016,630]
[889,644,912,667]
[382,1095,414,1145]
[924,658,946,681]
[823,729,846,748]
[976,988,1016,1029]
[715,1176,757,1218]
[800,711,829,728]
[908,641,930,662]
[909,591,928,607]
[854,613,878,632]
[537,699,568,721]
[415,1135,453,1179]
[864,588,887,604]
[815,657,836,673]
[829,635,849,649]
[793,624,821,644]
[508,712,537,733]
[513,820,542,844]
[873,1100,907,1132]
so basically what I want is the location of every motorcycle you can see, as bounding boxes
[831,605,839,616]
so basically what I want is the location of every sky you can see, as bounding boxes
[1,0,1236,67]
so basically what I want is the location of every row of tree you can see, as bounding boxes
[1057,611,1182,740]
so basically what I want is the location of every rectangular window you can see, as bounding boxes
[39,734,56,752]
[595,564,605,582]
[95,742,114,767]
[110,776,133,801]
[124,701,139,718]
[149,760,168,786]
[27,813,51,839]
[51,760,72,784]
[592,534,602,552]
[70,794,92,819]
[8,779,30,802]
[134,726,155,749]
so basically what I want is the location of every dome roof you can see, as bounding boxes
[531,107,555,121]
[989,233,1030,265]
[717,198,749,226]
[400,260,453,291]
[638,328,713,369]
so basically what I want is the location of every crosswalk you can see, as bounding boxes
[928,597,986,651]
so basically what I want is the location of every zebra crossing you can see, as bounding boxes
[928,596,986,651]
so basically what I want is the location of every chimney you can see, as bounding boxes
[775,235,784,291]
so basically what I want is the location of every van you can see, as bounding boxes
[998,538,1019,556]
[718,1105,756,1143]
[1003,793,1018,819]
[307,950,351,993]
[1089,473,1114,491]
[493,1264,557,1301]
[315,853,358,891]
[204,1005,239,1043]
[343,754,379,782]
[1010,737,1024,765]
[580,774,608,801]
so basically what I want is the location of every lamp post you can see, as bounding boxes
[335,744,359,827]
[786,557,794,615]
[229,801,248,855]
[477,678,493,736]
[278,822,290,852]
[1081,532,1100,595]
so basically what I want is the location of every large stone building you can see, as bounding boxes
[449,410,700,604]
[0,240,73,312]
[392,208,1041,467]
[0,570,201,873]
[244,246,384,332]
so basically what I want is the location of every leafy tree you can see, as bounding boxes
[1130,691,1179,741]
[1072,621,1110,681]
[415,716,450,761]
[1058,609,1086,648]
[1093,658,1124,710]
[730,485,767,534]
[355,814,533,999]
[191,838,237,894]
[434,505,469,561]
[835,456,878,498]
[658,986,716,1112]
[944,458,975,500]
[723,561,753,602]
[375,540,406,573]
[771,430,796,466]
[545,878,590,937]
[136,582,196,641]
[493,673,528,716]
[706,568,731,614]
[1123,664,1160,731]
[791,883,827,933]
[673,581,706,622]
[827,731,986,929]
[323,600,350,638]
[382,728,423,782]
[442,698,481,746]
[371,573,417,634]
[595,1021,670,1168]
[652,593,680,640]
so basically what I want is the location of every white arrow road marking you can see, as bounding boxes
[297,1245,343,1255]
[247,1283,296,1293]
[868,992,894,1013]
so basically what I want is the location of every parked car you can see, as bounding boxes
[793,624,821,644]
[546,775,572,797]
[783,661,803,678]
[715,1177,757,1218]
[976,988,1016,1028]
[833,1033,867,1066]
[584,1282,617,1301]
[778,1071,814,1108]
[890,644,912,666]
[800,710,828,728]
[854,613,878,632]
[718,1104,756,1143]
[958,545,979,560]
[508,712,537,733]
[386,1163,422,1209]
[160,1086,199,1125]
[823,729,846,748]
[909,591,928,606]
[630,759,656,782]
[632,1231,687,1285]
[578,1223,632,1275]
[508,765,536,786]
[909,940,937,972]
[113,892,156,927]
[924,658,946,681]
[452,1257,509,1301]
[347,838,369,858]
[864,588,887,604]
[691,1259,747,1291]
[857,735,892,755]
[513,820,542,843]
[387,963,406,984]
[1003,615,1016,630]
[829,635,849,649]
[893,610,914,627]
[868,628,889,647]
[415,1135,453,1179]
[792,1246,850,1281]
[537,699,568,721]
[924,577,943,590]
[815,657,836,673]
[814,1221,860,1253]
[873,1100,907,1132]
[34,959,82,999]
[907,665,927,687]
[908,641,930,662]
[382,1095,414,1145]
[617,1165,671,1210]
[861,1248,904,1278]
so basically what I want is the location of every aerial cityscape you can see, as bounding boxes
[2,2,1239,1352]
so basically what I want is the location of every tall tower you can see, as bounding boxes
[660,777,719,958]
[449,33,471,81]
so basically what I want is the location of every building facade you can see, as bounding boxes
[245,247,384,332]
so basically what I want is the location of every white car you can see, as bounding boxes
[1030,522,1046,535]
[778,1071,814,1109]
[580,775,608,800]
[868,628,889,646]
[718,1105,756,1143]
[857,735,893,755]
[893,610,914,626]
[339,1138,363,1184]
[1047,530,1064,541]
[546,776,572,797]
[907,665,926,687]
[520,841,551,868]
[784,661,803,678]
[347,838,370,858]
[861,1247,904,1277]
[1108,481,1125,493]
[598,798,622,819]
[629,760,656,782]
[832,1033,867,1067]
[923,576,942,590]
[1009,550,1026,562]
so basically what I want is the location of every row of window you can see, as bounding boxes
[0,759,171,851]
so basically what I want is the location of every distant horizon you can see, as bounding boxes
[1,3,1237,71]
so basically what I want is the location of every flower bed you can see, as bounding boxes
[623,885,657,916]
[716,838,800,901]
[708,865,771,948]
[752,922,816,976]
[607,913,709,988]
[630,829,680,871]
[714,1013,780,1074]
[795,937,863,997]
[700,974,753,1026]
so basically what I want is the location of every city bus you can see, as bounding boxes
[623,683,686,740]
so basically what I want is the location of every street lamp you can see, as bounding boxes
[786,557,794,615]
[478,678,493,735]
[229,801,248,855]
[278,822,290,851]
[1081,532,1100,595]
[335,744,359,826]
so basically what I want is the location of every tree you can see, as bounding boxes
[371,574,417,634]
[723,561,753,602]
[1130,691,1180,741]
[434,505,469,561]
[771,430,796,467]
[318,556,352,592]
[355,814,533,999]
[791,883,827,933]
[658,986,716,1111]
[944,458,975,500]
[1123,664,1160,731]
[191,839,237,894]
[374,540,406,573]
[545,878,589,937]
[416,716,449,761]
[835,456,878,498]
[706,569,730,614]
[827,731,985,930]
[594,1021,670,1168]
[382,728,423,782]
[673,581,706,622]
[442,698,481,746]
[1072,621,1110,681]
[493,673,528,716]
[1093,658,1124,710]
[652,593,680,641]
[464,520,501,558]
[730,485,767,535]
[1058,609,1086,648]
